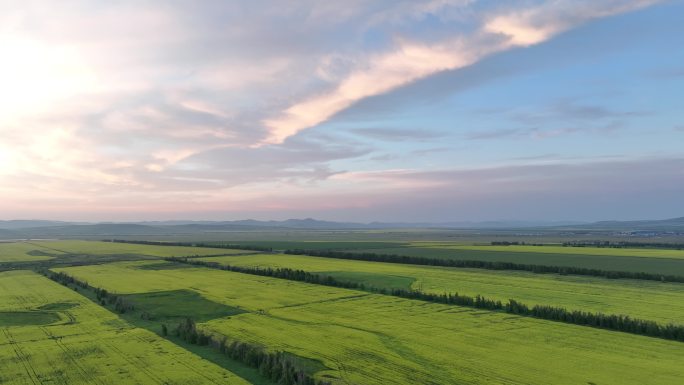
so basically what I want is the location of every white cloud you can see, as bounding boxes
[0,0,668,218]
[263,0,662,144]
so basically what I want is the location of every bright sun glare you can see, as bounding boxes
[0,37,95,123]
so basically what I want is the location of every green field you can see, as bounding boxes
[0,270,254,385]
[0,241,253,269]
[354,245,684,276]
[414,243,684,259]
[54,260,684,385]
[31,240,254,258]
[0,242,59,263]
[197,253,684,324]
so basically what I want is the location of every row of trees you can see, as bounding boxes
[283,249,684,283]
[166,257,684,342]
[106,239,273,252]
[562,240,684,250]
[43,270,135,313]
[174,318,327,385]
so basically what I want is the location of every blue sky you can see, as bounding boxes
[0,0,681,221]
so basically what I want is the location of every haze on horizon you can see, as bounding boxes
[0,0,682,223]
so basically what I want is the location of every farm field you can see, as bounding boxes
[30,240,254,258]
[0,242,59,262]
[352,245,684,276]
[412,243,684,259]
[54,260,684,385]
[198,253,684,324]
[0,270,253,385]
[0,241,254,269]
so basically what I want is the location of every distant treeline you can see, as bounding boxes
[165,257,684,342]
[173,318,326,385]
[284,249,684,283]
[490,241,544,246]
[562,241,684,250]
[42,269,328,385]
[105,239,273,252]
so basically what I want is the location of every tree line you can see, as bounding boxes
[41,269,329,385]
[106,239,273,252]
[42,270,135,313]
[165,257,684,342]
[174,318,327,385]
[283,249,684,283]
[562,240,684,250]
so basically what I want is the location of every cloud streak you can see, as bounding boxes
[0,0,676,221]
[262,0,661,144]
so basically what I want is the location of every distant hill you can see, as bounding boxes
[562,217,684,231]
[0,216,682,240]
[0,220,77,229]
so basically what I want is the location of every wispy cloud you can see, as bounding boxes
[262,0,661,144]
[0,0,674,220]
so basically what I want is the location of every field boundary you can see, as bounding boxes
[283,249,684,283]
[40,269,332,385]
[163,257,684,343]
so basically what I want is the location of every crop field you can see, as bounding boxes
[413,243,684,259]
[197,253,684,324]
[353,245,684,276]
[0,242,59,263]
[53,260,684,385]
[0,241,254,270]
[0,270,253,385]
[30,240,254,258]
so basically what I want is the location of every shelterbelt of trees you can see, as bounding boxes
[284,249,684,283]
[107,239,274,252]
[165,257,684,342]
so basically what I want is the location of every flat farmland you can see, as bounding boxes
[0,242,59,263]
[0,270,253,385]
[414,243,684,259]
[198,253,684,324]
[0,241,254,270]
[353,244,684,276]
[31,240,254,258]
[55,261,684,385]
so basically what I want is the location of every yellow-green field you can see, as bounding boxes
[413,243,684,259]
[0,270,253,385]
[55,261,684,385]
[198,253,684,324]
[353,243,684,275]
[31,240,253,257]
[0,242,59,262]
[0,241,253,266]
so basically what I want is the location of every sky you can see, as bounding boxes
[0,0,682,222]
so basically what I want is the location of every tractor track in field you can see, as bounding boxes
[40,326,104,385]
[3,328,41,385]
[127,330,228,385]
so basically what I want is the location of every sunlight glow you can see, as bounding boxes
[0,37,96,123]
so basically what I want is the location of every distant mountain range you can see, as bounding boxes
[0,217,682,239]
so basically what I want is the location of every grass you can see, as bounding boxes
[0,270,255,385]
[55,260,684,385]
[355,245,684,276]
[197,253,684,325]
